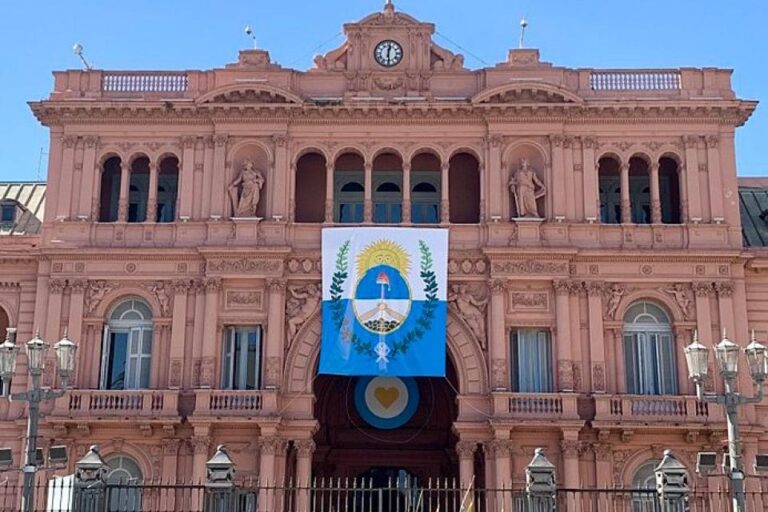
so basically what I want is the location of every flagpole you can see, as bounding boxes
[458,475,475,512]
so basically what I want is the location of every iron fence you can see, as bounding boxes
[1,478,767,512]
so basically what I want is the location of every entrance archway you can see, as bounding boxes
[311,357,460,480]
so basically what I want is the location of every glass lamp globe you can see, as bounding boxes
[715,332,740,377]
[25,331,48,373]
[54,332,77,382]
[685,331,710,381]
[0,331,19,382]
[745,331,767,383]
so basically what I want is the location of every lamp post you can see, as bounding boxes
[684,330,766,512]
[0,327,77,512]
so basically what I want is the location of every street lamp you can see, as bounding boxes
[0,327,77,512]
[684,330,765,512]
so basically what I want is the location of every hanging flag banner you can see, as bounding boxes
[320,227,448,377]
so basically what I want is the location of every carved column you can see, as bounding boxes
[179,136,196,220]
[211,135,228,218]
[490,279,508,391]
[295,439,315,512]
[161,438,181,484]
[264,279,287,389]
[169,280,189,389]
[456,441,477,489]
[586,281,606,393]
[192,434,210,483]
[363,162,373,223]
[554,280,574,391]
[190,280,206,387]
[693,282,715,392]
[674,326,694,395]
[682,136,701,221]
[493,438,513,511]
[402,162,412,223]
[649,162,661,223]
[593,444,613,489]
[67,280,87,387]
[705,135,724,222]
[118,161,130,222]
[550,135,566,219]
[56,136,77,220]
[440,161,450,223]
[611,328,626,393]
[79,137,98,218]
[324,162,334,223]
[714,281,735,339]
[199,278,221,388]
[620,163,631,224]
[488,135,503,219]
[47,279,66,342]
[201,137,215,218]
[581,137,598,221]
[146,161,159,223]
[271,135,288,218]
[561,439,581,489]
[258,436,283,511]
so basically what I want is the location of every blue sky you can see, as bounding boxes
[1,1,766,181]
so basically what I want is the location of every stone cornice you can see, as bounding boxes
[30,98,756,128]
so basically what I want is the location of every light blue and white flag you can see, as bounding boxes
[320,227,448,377]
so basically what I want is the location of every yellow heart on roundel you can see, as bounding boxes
[374,387,400,409]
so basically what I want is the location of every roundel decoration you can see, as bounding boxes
[354,376,419,430]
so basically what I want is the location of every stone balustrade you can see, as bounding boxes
[194,389,278,417]
[52,390,179,419]
[594,394,719,425]
[492,392,580,422]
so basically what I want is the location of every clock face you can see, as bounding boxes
[374,40,403,67]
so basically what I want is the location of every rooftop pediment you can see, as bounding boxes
[472,82,583,105]
[196,83,304,105]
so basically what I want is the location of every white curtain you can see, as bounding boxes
[511,329,553,392]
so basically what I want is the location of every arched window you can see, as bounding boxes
[631,460,661,511]
[659,157,681,224]
[99,157,122,222]
[128,157,150,223]
[101,299,153,390]
[373,153,403,224]
[449,152,480,223]
[295,152,327,223]
[624,301,677,395]
[157,156,179,223]
[411,153,441,224]
[629,157,651,224]
[334,153,365,223]
[598,157,621,224]
[106,455,143,511]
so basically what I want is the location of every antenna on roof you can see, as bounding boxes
[244,25,257,49]
[518,18,529,49]
[72,43,92,70]
[384,0,394,12]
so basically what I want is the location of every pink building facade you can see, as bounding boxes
[1,1,765,495]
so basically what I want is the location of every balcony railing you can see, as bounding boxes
[492,392,580,421]
[594,394,715,424]
[52,390,179,419]
[102,72,189,94]
[194,389,278,416]
[590,70,682,91]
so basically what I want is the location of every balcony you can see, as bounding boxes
[594,394,721,427]
[51,390,179,421]
[193,389,278,418]
[491,393,580,423]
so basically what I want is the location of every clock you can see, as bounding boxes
[374,40,403,67]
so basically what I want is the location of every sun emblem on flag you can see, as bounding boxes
[353,240,412,335]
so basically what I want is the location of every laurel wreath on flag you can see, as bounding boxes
[330,239,438,360]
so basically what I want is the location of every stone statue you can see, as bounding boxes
[605,283,627,320]
[509,158,546,218]
[286,284,321,340]
[664,283,693,319]
[228,160,265,218]
[448,284,488,347]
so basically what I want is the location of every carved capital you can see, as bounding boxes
[259,436,286,456]
[295,439,316,457]
[69,279,88,294]
[552,279,571,295]
[581,136,598,149]
[267,278,287,293]
[489,279,508,295]
[561,440,580,459]
[683,135,699,149]
[192,436,210,455]
[456,441,478,458]
[214,134,228,147]
[593,443,611,461]
[490,440,512,458]
[181,136,196,149]
[549,134,564,147]
[585,280,606,297]
[714,281,734,297]
[204,277,223,292]
[173,280,191,295]
[48,279,67,294]
[693,281,714,297]
[705,135,719,149]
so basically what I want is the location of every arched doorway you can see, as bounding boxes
[312,357,459,481]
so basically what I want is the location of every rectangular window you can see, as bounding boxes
[339,203,364,223]
[222,326,262,390]
[624,331,677,395]
[0,204,14,223]
[101,327,152,390]
[510,329,553,392]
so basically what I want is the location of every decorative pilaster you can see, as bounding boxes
[560,440,581,489]
[325,163,334,223]
[169,280,190,389]
[693,282,715,391]
[179,136,196,219]
[264,279,287,389]
[683,136,702,221]
[146,161,159,223]
[586,281,606,393]
[57,136,77,220]
[619,163,631,223]
[553,280,573,391]
[490,279,509,390]
[456,441,477,489]
[705,135,724,222]
[440,161,450,223]
[581,137,598,221]
[79,136,99,219]
[211,135,228,218]
[363,162,373,223]
[550,135,566,219]
[199,277,222,388]
[649,162,661,223]
[118,162,130,222]
[402,162,412,223]
[295,439,315,511]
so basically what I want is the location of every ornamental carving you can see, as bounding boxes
[492,260,567,274]
[85,280,117,314]
[455,441,478,458]
[553,280,571,295]
[489,440,513,458]
[448,284,488,348]
[509,158,546,218]
[207,259,282,274]
[448,258,488,275]
[585,280,606,297]
[169,358,183,388]
[259,437,286,456]
[592,363,606,392]
[593,443,611,462]
[48,279,67,294]
[295,440,316,457]
[286,257,320,274]
[558,360,574,391]
[264,356,281,385]
[714,281,734,297]
[228,160,265,218]
[192,436,210,455]
[200,356,215,387]
[69,279,87,293]
[286,284,321,342]
[143,281,171,316]
[510,292,548,309]
[603,283,627,320]
[662,283,693,320]
[492,359,508,390]
[693,282,714,297]
[560,440,580,459]
[173,280,191,295]
[225,290,264,309]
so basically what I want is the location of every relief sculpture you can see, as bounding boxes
[286,284,321,341]
[448,284,488,348]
